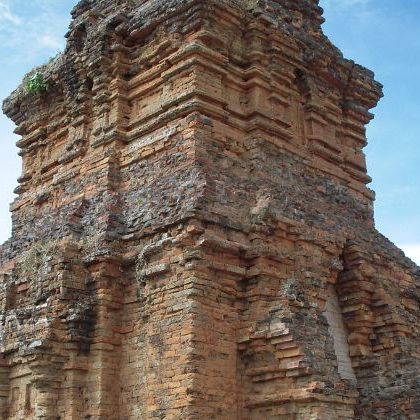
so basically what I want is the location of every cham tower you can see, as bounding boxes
[0,0,419,418]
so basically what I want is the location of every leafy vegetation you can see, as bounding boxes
[25,72,47,95]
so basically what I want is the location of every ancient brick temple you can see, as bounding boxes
[0,0,419,418]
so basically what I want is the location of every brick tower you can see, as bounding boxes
[1,0,419,418]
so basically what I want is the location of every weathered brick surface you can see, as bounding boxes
[0,0,419,418]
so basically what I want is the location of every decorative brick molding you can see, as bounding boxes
[0,0,418,418]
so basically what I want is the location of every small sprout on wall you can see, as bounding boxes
[26,72,47,95]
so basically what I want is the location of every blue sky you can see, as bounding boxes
[0,0,419,264]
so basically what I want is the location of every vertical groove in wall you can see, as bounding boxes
[324,285,357,382]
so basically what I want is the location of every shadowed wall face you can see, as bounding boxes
[0,0,419,419]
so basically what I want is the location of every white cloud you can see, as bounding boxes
[40,34,63,50]
[401,244,420,265]
[0,1,68,64]
[0,1,21,25]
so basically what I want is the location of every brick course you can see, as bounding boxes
[0,0,419,418]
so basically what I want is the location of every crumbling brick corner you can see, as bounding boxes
[0,0,419,419]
